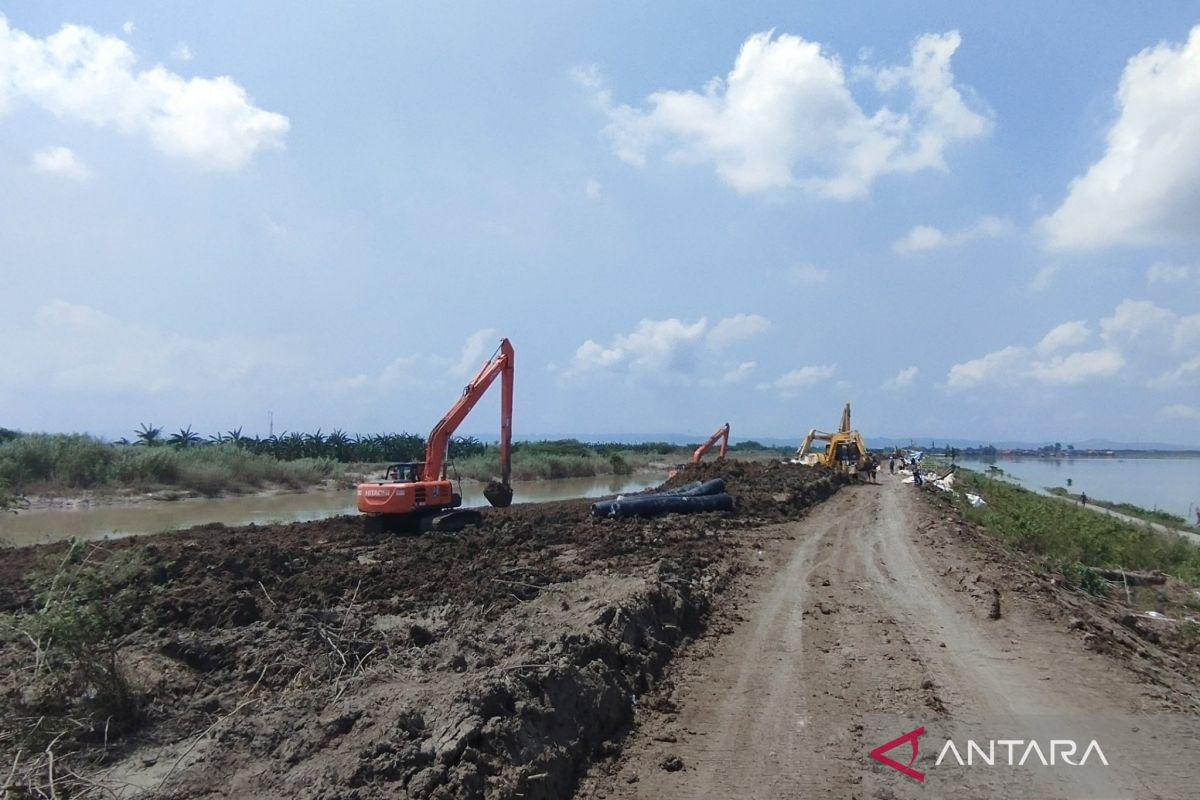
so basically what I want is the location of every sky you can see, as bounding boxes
[2,2,1200,446]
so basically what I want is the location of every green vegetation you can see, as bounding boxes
[0,426,789,496]
[951,470,1200,587]
[2,542,150,748]
[0,433,335,497]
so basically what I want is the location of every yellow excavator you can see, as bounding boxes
[792,402,870,478]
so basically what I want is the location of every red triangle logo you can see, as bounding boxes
[869,725,926,783]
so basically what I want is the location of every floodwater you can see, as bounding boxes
[0,473,667,548]
[961,456,1200,522]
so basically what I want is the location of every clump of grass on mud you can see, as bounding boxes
[1,540,150,757]
[952,470,1200,586]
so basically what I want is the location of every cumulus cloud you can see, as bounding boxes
[1036,321,1090,355]
[31,145,91,180]
[569,318,709,376]
[171,42,194,62]
[0,300,297,397]
[892,215,1013,254]
[1160,403,1200,421]
[1028,264,1059,293]
[707,313,771,348]
[578,30,990,198]
[567,314,769,380]
[1148,261,1194,285]
[1040,25,1200,250]
[948,299,1200,392]
[700,361,757,387]
[452,328,501,377]
[757,364,837,396]
[883,366,919,389]
[0,15,288,171]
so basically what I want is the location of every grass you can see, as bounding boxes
[1,541,152,751]
[950,469,1200,586]
[0,435,336,497]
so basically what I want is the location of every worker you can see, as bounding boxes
[888,455,896,475]
[408,465,421,482]
[1080,492,1087,506]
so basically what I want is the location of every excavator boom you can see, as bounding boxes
[357,338,515,530]
[692,423,730,464]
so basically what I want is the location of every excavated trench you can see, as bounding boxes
[0,461,846,799]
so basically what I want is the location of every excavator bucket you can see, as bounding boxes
[483,481,514,508]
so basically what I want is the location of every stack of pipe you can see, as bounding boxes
[591,478,734,519]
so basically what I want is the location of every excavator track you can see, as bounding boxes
[419,509,483,533]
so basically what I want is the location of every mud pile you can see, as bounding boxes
[0,461,844,799]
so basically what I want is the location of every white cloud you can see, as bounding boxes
[784,263,831,285]
[947,343,1125,392]
[1148,261,1193,285]
[883,366,919,389]
[171,42,194,62]
[1099,299,1175,346]
[948,299,1200,393]
[579,30,990,198]
[707,313,771,348]
[892,215,1013,254]
[1040,25,1200,250]
[0,300,296,396]
[1027,348,1124,385]
[0,15,288,171]
[701,361,757,387]
[757,364,837,396]
[585,178,601,199]
[567,314,770,381]
[122,21,135,36]
[1159,403,1200,421]
[1036,320,1089,355]
[891,225,946,254]
[30,145,91,180]
[1028,264,1059,293]
[946,345,1027,391]
[453,328,500,376]
[569,317,709,376]
[720,361,757,384]
[1149,356,1200,389]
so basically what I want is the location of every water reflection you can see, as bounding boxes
[0,474,667,548]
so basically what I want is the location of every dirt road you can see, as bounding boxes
[583,474,1200,799]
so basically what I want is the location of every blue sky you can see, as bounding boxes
[2,3,1199,445]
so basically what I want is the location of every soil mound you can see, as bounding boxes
[0,461,844,798]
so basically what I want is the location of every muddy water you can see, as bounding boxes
[0,474,667,547]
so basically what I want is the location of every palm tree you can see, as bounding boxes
[169,425,201,448]
[135,423,163,447]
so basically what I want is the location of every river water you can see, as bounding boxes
[960,456,1200,522]
[0,474,667,548]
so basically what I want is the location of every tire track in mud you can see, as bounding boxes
[585,476,1195,799]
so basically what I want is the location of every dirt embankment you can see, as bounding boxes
[0,461,845,799]
[581,475,1200,799]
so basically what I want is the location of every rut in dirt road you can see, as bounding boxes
[586,475,1199,799]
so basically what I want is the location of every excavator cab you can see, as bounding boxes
[383,462,423,482]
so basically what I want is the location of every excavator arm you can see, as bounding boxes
[423,338,514,506]
[691,423,730,464]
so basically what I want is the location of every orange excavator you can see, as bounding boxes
[692,423,730,464]
[357,338,514,532]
